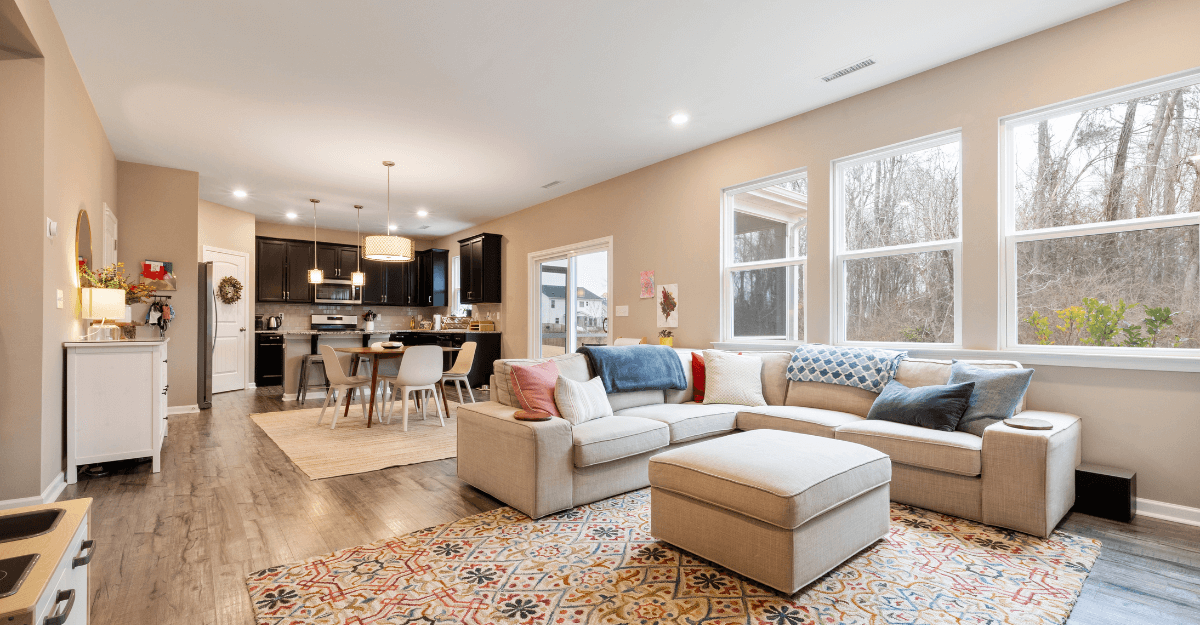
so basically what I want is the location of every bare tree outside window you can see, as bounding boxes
[725,175,807,341]
[837,136,961,344]
[1010,81,1200,348]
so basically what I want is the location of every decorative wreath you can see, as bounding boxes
[217,276,243,304]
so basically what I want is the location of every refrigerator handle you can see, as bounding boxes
[210,284,218,355]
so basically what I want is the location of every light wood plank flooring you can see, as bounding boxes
[59,389,1200,624]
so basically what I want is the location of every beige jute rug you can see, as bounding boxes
[250,401,460,480]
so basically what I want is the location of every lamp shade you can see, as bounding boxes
[362,234,414,262]
[308,268,324,284]
[350,271,366,286]
[81,287,125,320]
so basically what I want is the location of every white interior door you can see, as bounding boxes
[102,204,118,267]
[205,247,248,393]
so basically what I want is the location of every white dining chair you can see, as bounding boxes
[384,345,445,431]
[440,342,477,405]
[316,344,374,429]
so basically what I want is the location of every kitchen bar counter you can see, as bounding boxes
[256,329,501,335]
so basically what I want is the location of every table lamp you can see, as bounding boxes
[81,287,125,341]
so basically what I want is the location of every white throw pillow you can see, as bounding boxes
[702,350,767,407]
[554,376,614,425]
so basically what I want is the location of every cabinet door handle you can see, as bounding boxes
[73,539,95,568]
[44,589,75,625]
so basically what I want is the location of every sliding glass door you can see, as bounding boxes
[531,238,612,358]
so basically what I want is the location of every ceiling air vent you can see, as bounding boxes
[417,225,430,230]
[820,57,876,83]
[541,181,562,189]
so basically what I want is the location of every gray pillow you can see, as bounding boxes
[948,361,1034,436]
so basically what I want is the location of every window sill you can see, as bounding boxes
[711,341,1200,373]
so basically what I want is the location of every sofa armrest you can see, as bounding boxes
[981,410,1081,537]
[456,401,575,518]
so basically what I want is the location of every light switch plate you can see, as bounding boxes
[615,305,629,317]
[46,217,58,238]
[56,289,64,309]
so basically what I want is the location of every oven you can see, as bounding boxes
[313,279,362,305]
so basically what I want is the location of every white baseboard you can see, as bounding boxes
[167,404,200,415]
[0,472,66,510]
[1137,498,1200,527]
[247,382,257,389]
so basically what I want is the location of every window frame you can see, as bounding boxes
[831,129,964,348]
[450,255,469,317]
[999,69,1200,357]
[720,167,809,344]
[527,236,614,357]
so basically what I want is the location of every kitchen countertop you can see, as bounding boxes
[256,329,501,335]
[0,498,91,622]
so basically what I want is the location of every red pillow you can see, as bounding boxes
[510,361,561,417]
[692,352,706,403]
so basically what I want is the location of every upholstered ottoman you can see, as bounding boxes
[647,429,891,594]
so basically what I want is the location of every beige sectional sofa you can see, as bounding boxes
[456,349,1082,538]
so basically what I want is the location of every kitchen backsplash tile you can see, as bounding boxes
[256,303,449,332]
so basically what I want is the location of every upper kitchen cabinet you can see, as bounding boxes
[459,233,501,303]
[415,248,449,307]
[257,237,313,302]
[361,258,386,305]
[317,243,363,279]
[384,260,414,306]
[338,246,362,278]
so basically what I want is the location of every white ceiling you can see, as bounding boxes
[51,0,1124,237]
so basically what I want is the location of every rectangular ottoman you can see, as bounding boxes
[648,429,891,594]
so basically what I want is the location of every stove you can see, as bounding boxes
[311,314,359,331]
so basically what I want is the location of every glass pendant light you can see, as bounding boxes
[307,198,323,283]
[362,161,415,262]
[351,205,366,286]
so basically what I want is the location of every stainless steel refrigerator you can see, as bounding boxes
[198,261,215,409]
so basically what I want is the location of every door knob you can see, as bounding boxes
[240,327,246,332]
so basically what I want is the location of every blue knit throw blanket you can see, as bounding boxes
[576,345,687,394]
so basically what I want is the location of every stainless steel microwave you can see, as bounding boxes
[313,279,362,304]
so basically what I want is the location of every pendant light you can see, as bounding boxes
[362,161,415,262]
[307,198,323,284]
[351,205,366,286]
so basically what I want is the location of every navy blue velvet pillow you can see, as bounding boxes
[866,380,976,432]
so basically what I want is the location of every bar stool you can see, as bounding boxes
[297,353,329,403]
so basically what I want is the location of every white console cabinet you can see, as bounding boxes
[64,339,169,484]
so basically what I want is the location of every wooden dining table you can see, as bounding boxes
[333,345,461,428]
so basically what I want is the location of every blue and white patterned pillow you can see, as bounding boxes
[785,344,907,394]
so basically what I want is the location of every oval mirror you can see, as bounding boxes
[75,209,93,272]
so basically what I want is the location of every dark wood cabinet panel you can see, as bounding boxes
[383,261,410,305]
[415,248,448,307]
[284,241,314,302]
[256,238,287,302]
[316,244,339,278]
[361,258,386,305]
[338,247,361,279]
[458,233,501,303]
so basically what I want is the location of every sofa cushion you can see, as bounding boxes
[664,349,696,404]
[509,360,562,416]
[703,350,766,406]
[785,380,877,418]
[835,420,983,476]
[866,380,975,433]
[736,406,863,438]
[948,361,1034,436]
[494,353,591,407]
[572,416,670,468]
[554,376,613,425]
[893,358,1028,414]
[649,430,891,529]
[615,402,737,443]
[608,389,666,411]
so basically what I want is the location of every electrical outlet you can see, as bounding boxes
[616,306,629,317]
[56,289,64,309]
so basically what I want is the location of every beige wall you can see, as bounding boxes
[0,0,118,502]
[118,162,199,408]
[436,0,1200,508]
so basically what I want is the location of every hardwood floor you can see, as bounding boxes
[59,389,1200,624]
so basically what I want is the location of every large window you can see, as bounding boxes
[1003,73,1200,351]
[528,237,612,357]
[833,131,963,345]
[721,171,807,342]
[450,256,470,317]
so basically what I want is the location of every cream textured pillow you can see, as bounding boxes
[554,376,614,425]
[702,350,767,407]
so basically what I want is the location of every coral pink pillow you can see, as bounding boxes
[509,360,561,417]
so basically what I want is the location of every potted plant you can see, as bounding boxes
[658,329,674,347]
[79,262,157,322]
[362,309,380,332]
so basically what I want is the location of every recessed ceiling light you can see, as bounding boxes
[416,209,429,217]
[286,212,297,219]
[389,224,397,231]
[670,112,689,125]
[232,189,248,198]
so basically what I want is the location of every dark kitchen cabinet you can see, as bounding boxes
[415,248,449,307]
[458,233,501,303]
[361,258,386,305]
[316,244,339,278]
[257,237,313,302]
[338,246,361,278]
[385,261,415,305]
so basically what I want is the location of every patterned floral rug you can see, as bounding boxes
[246,489,1100,624]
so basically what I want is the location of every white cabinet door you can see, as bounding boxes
[205,248,249,393]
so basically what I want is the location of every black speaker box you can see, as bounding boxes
[1074,463,1136,522]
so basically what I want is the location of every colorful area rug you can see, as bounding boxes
[246,489,1100,624]
[249,402,459,480]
